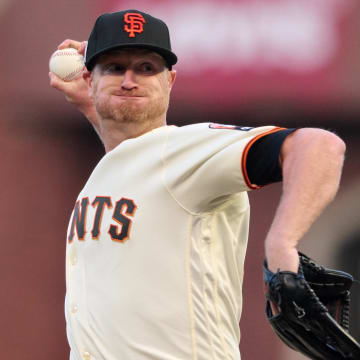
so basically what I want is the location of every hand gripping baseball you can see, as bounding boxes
[264,252,360,359]
[49,40,100,134]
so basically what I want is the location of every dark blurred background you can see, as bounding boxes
[1,0,359,359]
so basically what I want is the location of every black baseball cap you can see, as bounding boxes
[85,10,178,70]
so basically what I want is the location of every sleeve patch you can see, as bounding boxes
[209,123,254,131]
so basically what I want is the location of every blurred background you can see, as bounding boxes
[1,0,359,359]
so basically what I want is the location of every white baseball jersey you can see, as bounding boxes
[65,123,284,360]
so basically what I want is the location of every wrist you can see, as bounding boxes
[265,244,299,273]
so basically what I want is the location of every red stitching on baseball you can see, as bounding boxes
[52,50,80,57]
[63,66,84,81]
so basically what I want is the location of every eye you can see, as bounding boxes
[136,62,157,75]
[103,63,125,74]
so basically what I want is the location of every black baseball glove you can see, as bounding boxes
[264,252,360,359]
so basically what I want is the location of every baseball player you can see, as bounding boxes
[49,10,346,360]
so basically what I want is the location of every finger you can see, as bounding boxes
[78,41,88,56]
[49,72,66,91]
[58,39,82,50]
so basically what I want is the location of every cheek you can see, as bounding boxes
[89,83,96,99]
[156,76,171,97]
[89,76,99,99]
[91,79,107,100]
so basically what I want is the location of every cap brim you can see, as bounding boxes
[85,43,177,70]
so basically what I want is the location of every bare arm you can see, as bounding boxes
[265,128,346,273]
[48,39,101,136]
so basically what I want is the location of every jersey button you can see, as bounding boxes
[70,304,78,314]
[83,351,91,360]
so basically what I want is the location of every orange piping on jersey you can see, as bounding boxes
[241,127,286,190]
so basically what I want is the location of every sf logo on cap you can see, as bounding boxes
[124,13,146,38]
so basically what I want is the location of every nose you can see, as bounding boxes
[121,69,137,90]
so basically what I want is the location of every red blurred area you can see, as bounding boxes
[104,0,360,109]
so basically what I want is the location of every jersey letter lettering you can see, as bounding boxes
[91,196,113,239]
[68,197,89,243]
[109,198,137,243]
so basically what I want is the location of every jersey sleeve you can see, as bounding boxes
[162,123,286,213]
[245,128,296,187]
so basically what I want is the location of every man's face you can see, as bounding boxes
[87,48,176,125]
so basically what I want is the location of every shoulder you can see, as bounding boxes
[171,122,279,139]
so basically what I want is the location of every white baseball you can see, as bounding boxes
[49,48,84,81]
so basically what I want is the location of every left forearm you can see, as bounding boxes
[265,129,346,273]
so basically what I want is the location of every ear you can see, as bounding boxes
[168,70,177,90]
[83,69,93,98]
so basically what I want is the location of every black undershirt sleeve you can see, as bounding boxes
[246,129,297,186]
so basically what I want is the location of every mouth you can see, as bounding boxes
[112,91,144,98]
[113,95,145,102]
[119,95,143,98]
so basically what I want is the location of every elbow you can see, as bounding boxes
[294,128,346,164]
[318,130,346,165]
[305,129,346,199]
[322,129,346,153]
[334,136,346,158]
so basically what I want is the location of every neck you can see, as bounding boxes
[98,116,167,153]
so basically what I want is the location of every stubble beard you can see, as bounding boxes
[94,93,169,125]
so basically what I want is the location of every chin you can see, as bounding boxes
[95,94,166,124]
